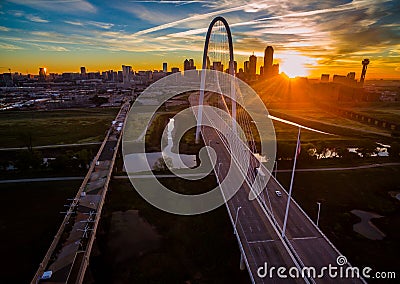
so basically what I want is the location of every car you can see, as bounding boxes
[40,271,52,280]
[275,190,282,197]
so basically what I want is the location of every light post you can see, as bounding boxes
[282,127,301,238]
[234,206,242,235]
[316,202,321,227]
[217,162,222,177]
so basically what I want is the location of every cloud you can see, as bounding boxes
[64,20,114,29]
[32,43,69,51]
[87,21,114,29]
[26,15,49,23]
[0,42,23,50]
[0,26,10,31]
[132,3,272,36]
[64,20,84,26]
[8,10,49,23]
[128,0,213,5]
[6,0,97,13]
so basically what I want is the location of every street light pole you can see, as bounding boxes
[217,162,222,177]
[316,202,321,227]
[282,127,301,238]
[234,206,242,235]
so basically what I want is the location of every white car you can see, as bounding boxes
[275,190,282,197]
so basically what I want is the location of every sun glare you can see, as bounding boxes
[279,53,310,78]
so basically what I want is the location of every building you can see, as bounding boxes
[212,61,223,72]
[332,75,347,84]
[347,72,356,80]
[184,59,196,71]
[272,64,279,76]
[249,54,257,77]
[39,67,47,81]
[244,61,249,74]
[162,62,167,73]
[321,74,330,82]
[264,46,274,78]
[171,67,180,73]
[360,58,370,86]
[80,66,86,75]
[122,65,132,85]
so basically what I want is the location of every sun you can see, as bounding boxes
[279,53,310,78]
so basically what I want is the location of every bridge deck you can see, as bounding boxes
[190,92,364,284]
[32,101,130,284]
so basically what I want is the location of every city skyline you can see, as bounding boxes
[0,0,399,79]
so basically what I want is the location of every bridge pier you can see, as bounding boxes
[240,253,246,270]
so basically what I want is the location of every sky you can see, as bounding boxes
[0,0,399,79]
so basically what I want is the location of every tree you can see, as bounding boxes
[15,150,43,171]
[388,142,400,159]
[153,156,173,171]
[76,149,91,169]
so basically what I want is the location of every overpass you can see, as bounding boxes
[32,101,130,283]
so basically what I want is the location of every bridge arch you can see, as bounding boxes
[195,16,236,143]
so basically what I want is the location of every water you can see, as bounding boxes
[351,209,386,240]
[124,118,197,173]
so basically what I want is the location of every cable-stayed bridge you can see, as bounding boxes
[188,16,365,284]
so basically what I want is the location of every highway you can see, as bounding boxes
[206,125,304,283]
[191,92,365,283]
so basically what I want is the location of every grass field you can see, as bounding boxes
[277,165,400,273]
[0,180,81,283]
[0,108,119,148]
[340,101,400,125]
[270,108,393,138]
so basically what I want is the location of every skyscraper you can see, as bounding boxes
[122,65,132,85]
[39,67,46,81]
[244,61,249,74]
[212,61,223,72]
[264,46,274,78]
[184,59,196,71]
[80,66,87,79]
[249,54,257,77]
[272,64,279,76]
[189,59,195,69]
[163,62,167,73]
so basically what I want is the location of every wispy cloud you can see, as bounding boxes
[132,2,272,36]
[32,43,69,51]
[0,42,23,50]
[6,0,97,13]
[64,20,84,26]
[1,0,399,77]
[26,14,49,23]
[64,20,114,29]
[128,0,213,4]
[0,26,10,32]
[7,10,49,23]
[87,21,114,29]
